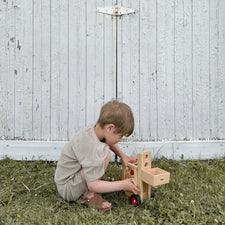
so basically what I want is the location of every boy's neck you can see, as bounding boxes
[94,124,105,141]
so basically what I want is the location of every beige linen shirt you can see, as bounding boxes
[55,125,110,199]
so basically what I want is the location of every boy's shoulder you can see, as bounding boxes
[70,125,98,145]
[68,125,109,160]
[73,125,94,138]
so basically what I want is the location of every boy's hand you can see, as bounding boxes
[122,179,140,195]
[121,155,138,167]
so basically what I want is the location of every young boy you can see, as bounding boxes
[54,100,140,211]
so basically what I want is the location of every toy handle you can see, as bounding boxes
[127,162,137,167]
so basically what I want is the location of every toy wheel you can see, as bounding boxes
[151,189,155,198]
[130,195,141,207]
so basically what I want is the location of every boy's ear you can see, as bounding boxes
[105,124,115,132]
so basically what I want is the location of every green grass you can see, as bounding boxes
[0,158,225,225]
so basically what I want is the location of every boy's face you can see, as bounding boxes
[104,124,123,145]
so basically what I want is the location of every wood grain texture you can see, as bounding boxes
[117,0,140,138]
[174,0,193,140]
[2,0,16,139]
[139,0,157,141]
[192,0,210,139]
[210,0,225,139]
[50,0,69,140]
[68,0,86,138]
[33,0,51,140]
[0,0,224,141]
[14,0,33,140]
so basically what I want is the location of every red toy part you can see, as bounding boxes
[130,195,141,207]
[131,196,138,206]
[130,170,134,175]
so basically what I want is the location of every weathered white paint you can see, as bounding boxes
[117,0,141,138]
[33,0,51,140]
[174,0,193,140]
[68,0,86,138]
[116,0,225,141]
[0,140,224,161]
[193,0,210,139]
[50,0,69,141]
[210,0,225,138]
[139,0,158,141]
[0,0,225,149]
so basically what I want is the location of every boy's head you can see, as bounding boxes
[96,100,134,137]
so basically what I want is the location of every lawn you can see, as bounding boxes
[0,157,225,225]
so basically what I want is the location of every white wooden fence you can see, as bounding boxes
[0,0,225,159]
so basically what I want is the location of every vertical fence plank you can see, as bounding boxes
[210,0,219,139]
[1,0,16,139]
[14,0,23,139]
[8,0,16,139]
[94,0,105,117]
[86,0,98,125]
[210,0,225,139]
[193,0,210,139]
[14,0,33,140]
[86,0,104,125]
[0,0,8,139]
[157,0,175,140]
[21,0,33,139]
[51,0,69,140]
[68,0,86,138]
[139,0,157,141]
[86,0,96,125]
[217,0,225,137]
[174,0,193,140]
[33,0,51,140]
[104,0,117,102]
[117,0,140,139]
[117,0,122,101]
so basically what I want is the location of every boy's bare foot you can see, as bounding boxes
[80,193,112,211]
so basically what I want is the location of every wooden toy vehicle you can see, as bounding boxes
[119,150,170,206]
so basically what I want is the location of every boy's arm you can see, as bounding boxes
[109,144,138,166]
[109,143,126,159]
[87,179,140,194]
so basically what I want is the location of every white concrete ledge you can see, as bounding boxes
[119,141,225,160]
[0,140,225,161]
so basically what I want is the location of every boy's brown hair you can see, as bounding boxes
[96,100,134,137]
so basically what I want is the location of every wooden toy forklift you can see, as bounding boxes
[119,150,170,206]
